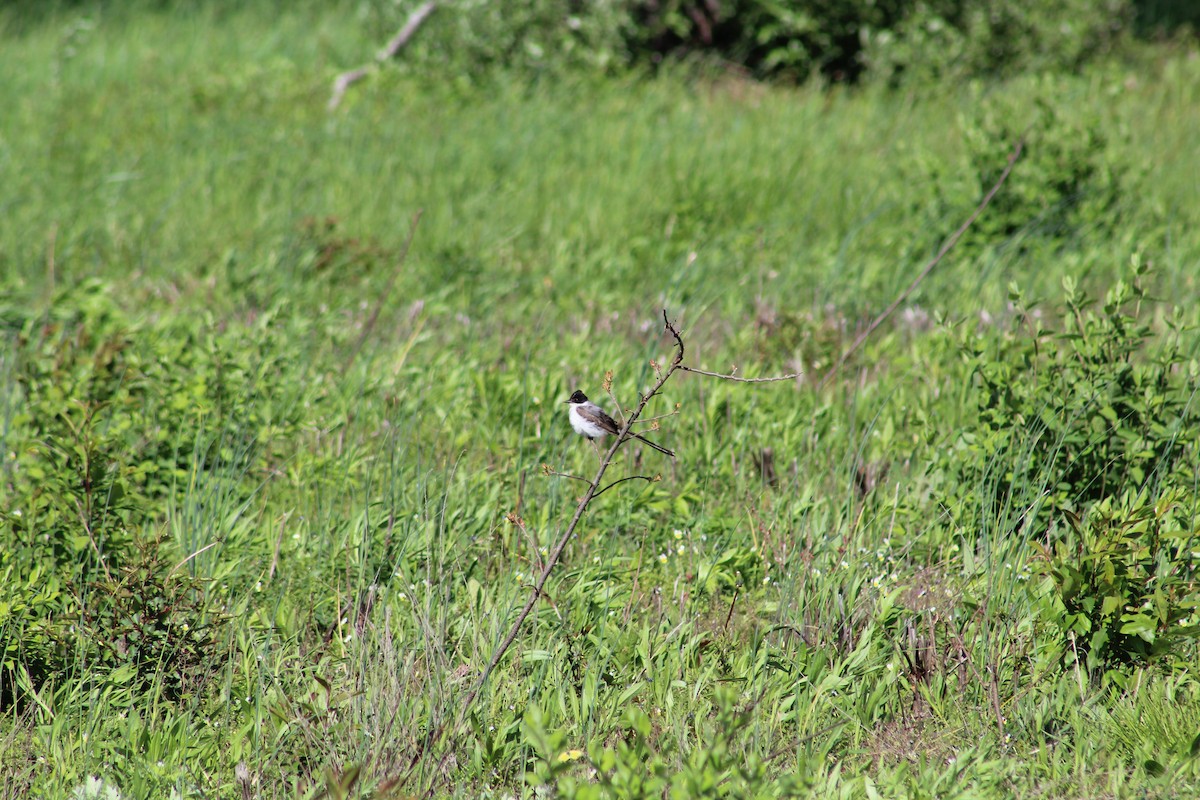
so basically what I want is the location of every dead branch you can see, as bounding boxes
[328,1,438,111]
[679,364,800,383]
[817,136,1025,390]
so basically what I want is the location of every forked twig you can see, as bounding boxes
[817,137,1025,390]
[679,365,799,383]
[328,1,439,111]
[637,405,681,424]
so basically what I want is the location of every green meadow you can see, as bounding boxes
[3,3,1200,798]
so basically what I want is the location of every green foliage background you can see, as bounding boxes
[2,1,1200,798]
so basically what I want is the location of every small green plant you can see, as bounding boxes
[68,776,125,800]
[1033,487,1200,672]
[525,687,805,798]
[945,259,1200,672]
[952,258,1199,525]
[81,531,229,701]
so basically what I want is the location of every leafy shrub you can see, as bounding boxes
[959,261,1198,519]
[630,0,912,82]
[0,279,288,707]
[944,260,1200,671]
[81,531,229,701]
[375,0,634,81]
[905,81,1133,264]
[1033,488,1200,673]
[374,0,1137,84]
[962,88,1129,248]
[524,687,806,797]
[864,0,1132,84]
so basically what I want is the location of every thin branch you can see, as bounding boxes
[636,405,681,424]
[668,312,799,385]
[342,211,422,377]
[328,67,369,112]
[594,474,658,499]
[817,136,1026,390]
[543,466,590,485]
[679,365,800,383]
[663,309,685,361]
[328,1,438,111]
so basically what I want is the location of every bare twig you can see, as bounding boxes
[342,210,422,377]
[542,466,590,485]
[817,137,1025,390]
[328,67,369,112]
[328,1,439,111]
[594,474,658,499]
[636,404,681,424]
[679,365,800,383]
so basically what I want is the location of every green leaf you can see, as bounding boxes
[1119,613,1156,642]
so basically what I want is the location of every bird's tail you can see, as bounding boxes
[632,431,675,458]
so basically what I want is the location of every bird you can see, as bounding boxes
[564,390,674,458]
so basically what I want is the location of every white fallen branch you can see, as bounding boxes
[328,1,438,111]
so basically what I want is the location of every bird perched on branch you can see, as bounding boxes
[564,390,674,458]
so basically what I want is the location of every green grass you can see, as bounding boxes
[2,4,1200,799]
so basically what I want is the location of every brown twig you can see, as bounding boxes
[817,137,1026,390]
[542,466,590,485]
[679,365,800,383]
[342,211,422,377]
[637,404,681,424]
[594,474,658,499]
[328,1,439,111]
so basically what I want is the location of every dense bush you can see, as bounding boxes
[5,0,1189,82]
[902,80,1135,264]
[0,280,300,708]
[940,261,1200,671]
[372,0,1141,83]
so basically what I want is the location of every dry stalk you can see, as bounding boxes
[328,2,439,111]
[817,137,1026,390]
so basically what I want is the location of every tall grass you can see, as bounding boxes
[2,4,1200,799]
